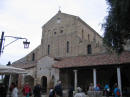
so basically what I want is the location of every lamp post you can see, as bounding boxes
[0,31,30,56]
[0,32,4,55]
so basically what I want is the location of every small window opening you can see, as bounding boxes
[87,44,92,54]
[48,45,50,55]
[67,41,69,53]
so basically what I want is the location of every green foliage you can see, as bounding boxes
[103,0,130,53]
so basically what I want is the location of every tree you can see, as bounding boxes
[103,0,130,53]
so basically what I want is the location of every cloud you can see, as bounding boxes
[0,0,107,64]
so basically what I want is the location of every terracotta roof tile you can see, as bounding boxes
[12,61,36,69]
[53,51,130,68]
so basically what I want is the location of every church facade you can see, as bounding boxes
[12,11,130,96]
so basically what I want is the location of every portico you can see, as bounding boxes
[53,51,130,96]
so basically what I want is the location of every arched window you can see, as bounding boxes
[67,41,69,53]
[48,44,50,55]
[32,53,35,61]
[41,76,47,93]
[87,44,92,54]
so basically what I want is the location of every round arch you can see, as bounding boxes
[41,76,47,93]
[24,75,34,89]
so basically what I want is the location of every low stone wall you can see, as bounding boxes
[87,91,103,97]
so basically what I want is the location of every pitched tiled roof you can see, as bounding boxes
[53,51,130,68]
[12,61,36,69]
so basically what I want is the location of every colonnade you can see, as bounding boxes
[73,67,122,95]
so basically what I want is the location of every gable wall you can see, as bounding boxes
[40,12,104,58]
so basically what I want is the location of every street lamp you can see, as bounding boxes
[0,32,30,56]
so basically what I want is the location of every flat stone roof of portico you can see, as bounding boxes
[53,51,130,68]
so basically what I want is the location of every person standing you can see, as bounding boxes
[88,83,94,91]
[74,87,86,97]
[0,83,6,97]
[68,86,74,97]
[9,82,15,97]
[22,82,32,97]
[49,89,56,97]
[11,84,18,97]
[104,83,110,97]
[54,80,63,97]
[94,84,100,91]
[33,83,42,97]
[114,84,120,97]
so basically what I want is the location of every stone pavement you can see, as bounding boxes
[16,94,116,97]
[6,91,115,97]
[6,92,116,97]
[18,95,114,97]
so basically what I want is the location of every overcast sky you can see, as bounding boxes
[0,0,108,65]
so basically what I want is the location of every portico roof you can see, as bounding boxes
[53,51,130,68]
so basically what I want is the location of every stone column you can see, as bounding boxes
[117,67,122,96]
[8,75,12,88]
[21,74,26,86]
[35,63,38,85]
[55,68,60,85]
[93,68,96,88]
[73,70,78,91]
[18,74,22,89]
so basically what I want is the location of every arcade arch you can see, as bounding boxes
[24,75,34,89]
[41,76,47,93]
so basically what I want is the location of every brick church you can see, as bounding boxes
[12,11,130,96]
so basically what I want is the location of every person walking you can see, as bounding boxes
[11,84,18,97]
[22,82,32,97]
[33,83,42,97]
